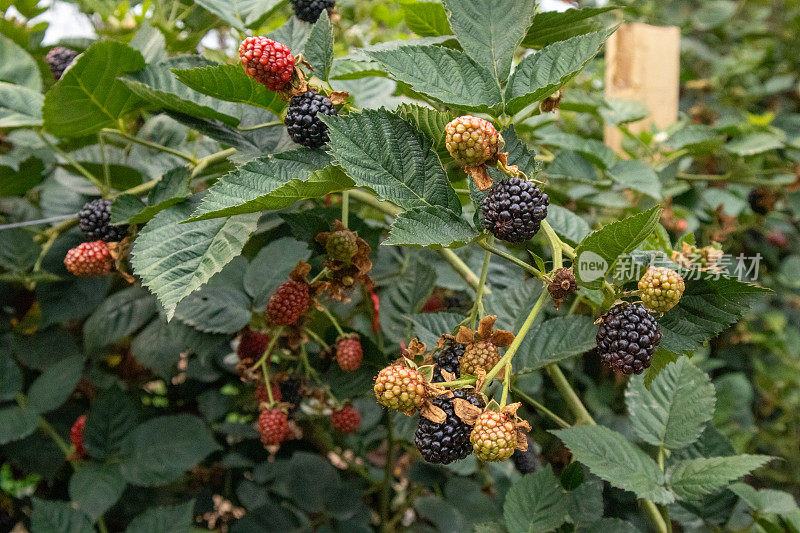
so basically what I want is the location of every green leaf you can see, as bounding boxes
[0,34,41,90]
[124,57,259,127]
[403,1,451,36]
[172,64,286,116]
[600,98,649,125]
[129,20,167,63]
[396,103,455,161]
[244,237,310,308]
[322,109,460,212]
[503,466,571,533]
[85,386,137,460]
[410,312,463,346]
[27,355,85,414]
[659,274,769,353]
[174,285,252,334]
[578,518,640,533]
[544,205,591,245]
[626,357,716,451]
[42,41,145,137]
[536,131,617,169]
[515,315,597,371]
[69,463,126,521]
[120,414,221,486]
[366,46,502,112]
[195,0,283,29]
[522,7,617,48]
[607,160,662,200]
[131,197,259,320]
[31,498,94,533]
[129,319,186,378]
[643,349,680,387]
[0,406,39,445]
[0,156,45,197]
[188,151,353,222]
[0,353,22,402]
[82,287,158,352]
[111,167,193,225]
[125,501,195,533]
[506,29,614,115]
[725,132,783,156]
[552,425,674,504]
[305,10,334,82]
[443,0,536,83]
[384,206,477,249]
[0,81,43,128]
[380,258,436,344]
[667,455,772,501]
[573,206,662,289]
[729,483,799,515]
[268,16,312,55]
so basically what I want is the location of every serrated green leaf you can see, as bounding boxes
[546,205,591,244]
[522,7,617,48]
[503,466,571,533]
[366,46,502,112]
[131,197,258,320]
[396,103,455,157]
[0,406,39,445]
[69,463,126,521]
[125,500,195,533]
[0,156,45,197]
[195,0,283,30]
[129,20,167,63]
[42,41,145,137]
[172,64,286,116]
[27,355,85,414]
[0,353,22,402]
[244,237,310,308]
[607,160,662,200]
[268,16,312,55]
[573,206,662,289]
[82,287,158,352]
[626,357,716,451]
[0,34,41,90]
[403,1,451,36]
[729,483,799,515]
[120,414,221,487]
[443,0,536,83]
[724,133,783,156]
[111,167,193,225]
[31,498,94,533]
[506,29,614,114]
[536,131,617,169]
[659,274,769,353]
[305,10,334,82]
[410,312,463,346]
[174,285,252,334]
[323,109,460,212]
[385,206,477,249]
[515,315,597,371]
[129,319,186,378]
[85,386,137,460]
[667,455,772,501]
[188,151,353,221]
[380,258,436,345]
[643,349,680,387]
[0,81,43,128]
[552,425,674,504]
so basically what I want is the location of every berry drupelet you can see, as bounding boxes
[79,199,128,242]
[596,303,662,375]
[482,178,549,243]
[414,389,484,464]
[284,90,337,148]
[238,37,294,91]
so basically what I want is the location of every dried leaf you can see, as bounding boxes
[420,401,447,423]
[515,429,528,451]
[477,315,497,339]
[456,326,475,344]
[500,402,522,418]
[439,369,456,383]
[328,91,349,106]
[407,338,427,357]
[467,165,493,190]
[290,261,312,281]
[490,329,515,347]
[453,398,482,425]
[436,334,455,349]
[474,368,487,392]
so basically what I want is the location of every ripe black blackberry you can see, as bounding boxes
[431,340,465,383]
[482,178,549,243]
[291,0,334,22]
[284,90,337,148]
[414,389,485,464]
[279,378,302,411]
[78,199,128,242]
[596,303,662,375]
[46,47,78,81]
[511,436,538,474]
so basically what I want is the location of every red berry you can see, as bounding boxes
[64,241,113,276]
[331,406,361,434]
[470,410,517,462]
[768,230,788,248]
[71,415,87,457]
[238,37,294,91]
[266,280,310,326]
[258,409,291,446]
[374,365,425,413]
[255,382,281,405]
[237,329,270,365]
[336,336,363,372]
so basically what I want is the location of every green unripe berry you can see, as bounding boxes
[326,230,358,263]
[638,266,685,313]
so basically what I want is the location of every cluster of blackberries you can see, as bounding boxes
[414,389,484,464]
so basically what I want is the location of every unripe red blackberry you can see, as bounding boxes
[460,340,500,376]
[445,116,500,167]
[266,280,310,326]
[255,382,282,405]
[64,241,113,276]
[284,90,337,148]
[78,199,127,242]
[326,230,358,264]
[414,389,484,464]
[482,178,549,243]
[238,37,294,91]
[336,336,363,372]
[638,266,685,313]
[470,410,517,462]
[237,330,271,366]
[291,0,335,22]
[331,405,361,434]
[70,415,87,458]
[432,339,465,383]
[596,303,662,375]
[374,365,425,413]
[46,47,78,81]
[259,409,291,446]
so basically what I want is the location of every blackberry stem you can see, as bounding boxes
[101,128,198,164]
[437,376,477,388]
[319,305,346,336]
[309,267,330,284]
[303,327,330,349]
[249,327,283,372]
[500,360,511,407]
[468,246,492,329]
[478,238,546,280]
[341,190,349,227]
[509,384,570,429]
[260,360,275,406]
[37,130,107,195]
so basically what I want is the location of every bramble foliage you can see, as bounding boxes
[1,1,799,532]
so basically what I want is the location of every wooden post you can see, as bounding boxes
[604,23,680,154]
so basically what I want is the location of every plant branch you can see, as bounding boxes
[510,385,570,429]
[478,238,546,280]
[544,363,594,425]
[101,128,198,164]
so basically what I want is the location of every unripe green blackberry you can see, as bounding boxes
[445,116,500,167]
[326,230,358,263]
[460,340,500,376]
[470,410,517,462]
[638,266,685,313]
[374,365,425,413]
